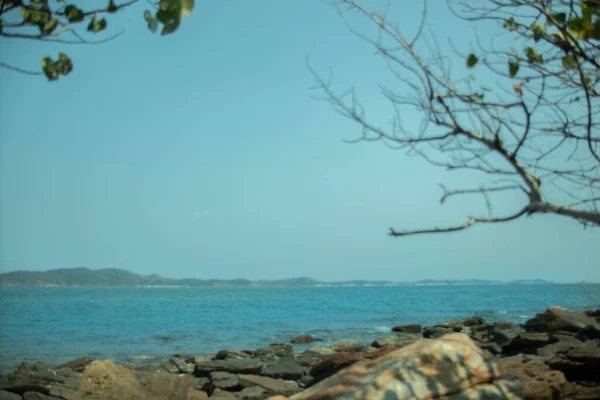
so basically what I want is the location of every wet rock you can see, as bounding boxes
[0,390,21,400]
[525,307,600,337]
[391,324,421,334]
[55,358,94,373]
[502,333,551,356]
[327,341,363,353]
[209,372,240,391]
[169,357,193,374]
[290,335,320,345]
[194,359,263,377]
[370,334,419,349]
[214,351,250,361]
[261,357,303,381]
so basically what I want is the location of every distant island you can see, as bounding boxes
[0,267,559,287]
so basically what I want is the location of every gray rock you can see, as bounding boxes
[234,386,267,400]
[183,375,211,391]
[422,326,452,339]
[525,306,600,336]
[161,360,180,374]
[295,348,336,367]
[210,371,240,391]
[22,393,59,400]
[478,342,502,355]
[209,388,238,399]
[214,350,250,360]
[502,332,550,356]
[238,374,300,396]
[255,344,293,359]
[169,357,193,374]
[0,390,22,400]
[327,341,363,353]
[55,358,94,373]
[260,356,303,380]
[194,359,263,377]
[370,335,419,349]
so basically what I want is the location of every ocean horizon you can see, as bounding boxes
[1,283,599,373]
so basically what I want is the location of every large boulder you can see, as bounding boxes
[542,339,600,382]
[277,334,523,400]
[525,307,600,339]
[498,355,567,400]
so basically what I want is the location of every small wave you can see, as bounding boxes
[373,326,390,332]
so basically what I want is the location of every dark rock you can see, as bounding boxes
[260,356,303,381]
[194,359,263,377]
[169,357,193,374]
[370,334,419,349]
[0,362,80,397]
[565,381,600,400]
[541,339,600,381]
[0,390,22,400]
[495,321,514,329]
[308,352,359,383]
[391,324,421,334]
[255,344,293,362]
[235,386,267,400]
[55,358,94,373]
[237,375,300,396]
[183,376,211,391]
[436,316,486,331]
[290,335,321,345]
[209,371,240,391]
[422,326,452,339]
[502,332,551,356]
[22,393,59,400]
[478,342,502,355]
[525,307,600,338]
[488,326,526,346]
[214,350,250,361]
[295,348,336,368]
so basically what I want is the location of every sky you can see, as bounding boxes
[0,0,598,283]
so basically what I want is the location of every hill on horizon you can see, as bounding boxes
[0,267,561,287]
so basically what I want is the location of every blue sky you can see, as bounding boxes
[1,0,598,282]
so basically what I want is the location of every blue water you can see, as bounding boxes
[1,284,599,373]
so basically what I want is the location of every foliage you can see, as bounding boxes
[310,0,600,235]
[0,0,194,80]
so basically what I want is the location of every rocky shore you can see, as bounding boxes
[1,306,599,400]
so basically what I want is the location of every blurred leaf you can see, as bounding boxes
[525,47,543,64]
[144,10,158,33]
[65,5,85,22]
[19,5,31,20]
[87,17,107,32]
[551,12,566,25]
[181,0,193,16]
[562,55,577,70]
[531,23,545,41]
[473,93,484,101]
[41,56,59,81]
[58,53,73,75]
[513,83,523,96]
[161,21,178,35]
[41,17,58,35]
[466,53,479,68]
[107,0,118,12]
[509,61,519,77]
[503,17,518,31]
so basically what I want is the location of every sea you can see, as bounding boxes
[1,284,600,373]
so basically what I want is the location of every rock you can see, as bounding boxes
[295,348,336,368]
[170,357,194,374]
[194,359,263,377]
[161,360,180,374]
[255,344,293,359]
[495,321,514,329]
[488,326,527,346]
[391,324,422,333]
[0,362,80,397]
[539,339,600,381]
[261,357,303,381]
[436,316,486,331]
[308,352,359,384]
[71,360,189,400]
[422,326,452,339]
[0,390,21,400]
[209,372,240,391]
[290,335,320,345]
[478,342,502,355]
[187,389,208,399]
[214,350,250,361]
[525,307,600,338]
[286,333,523,400]
[186,356,213,365]
[499,354,567,400]
[209,389,238,399]
[235,386,267,400]
[327,341,363,353]
[184,376,210,391]
[55,358,94,373]
[22,394,59,400]
[238,375,300,396]
[565,381,600,400]
[502,333,551,356]
[370,334,419,349]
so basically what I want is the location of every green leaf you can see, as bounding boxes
[525,47,543,64]
[503,17,518,31]
[41,56,59,81]
[508,61,519,77]
[473,93,484,101]
[65,5,85,22]
[181,0,193,16]
[161,21,179,35]
[41,17,58,35]
[19,6,31,21]
[57,53,73,75]
[531,23,545,41]
[592,20,600,40]
[551,12,566,25]
[562,55,577,69]
[466,53,479,68]
[144,10,158,33]
[87,17,107,32]
[107,0,118,12]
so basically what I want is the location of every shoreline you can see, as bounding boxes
[1,306,599,399]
